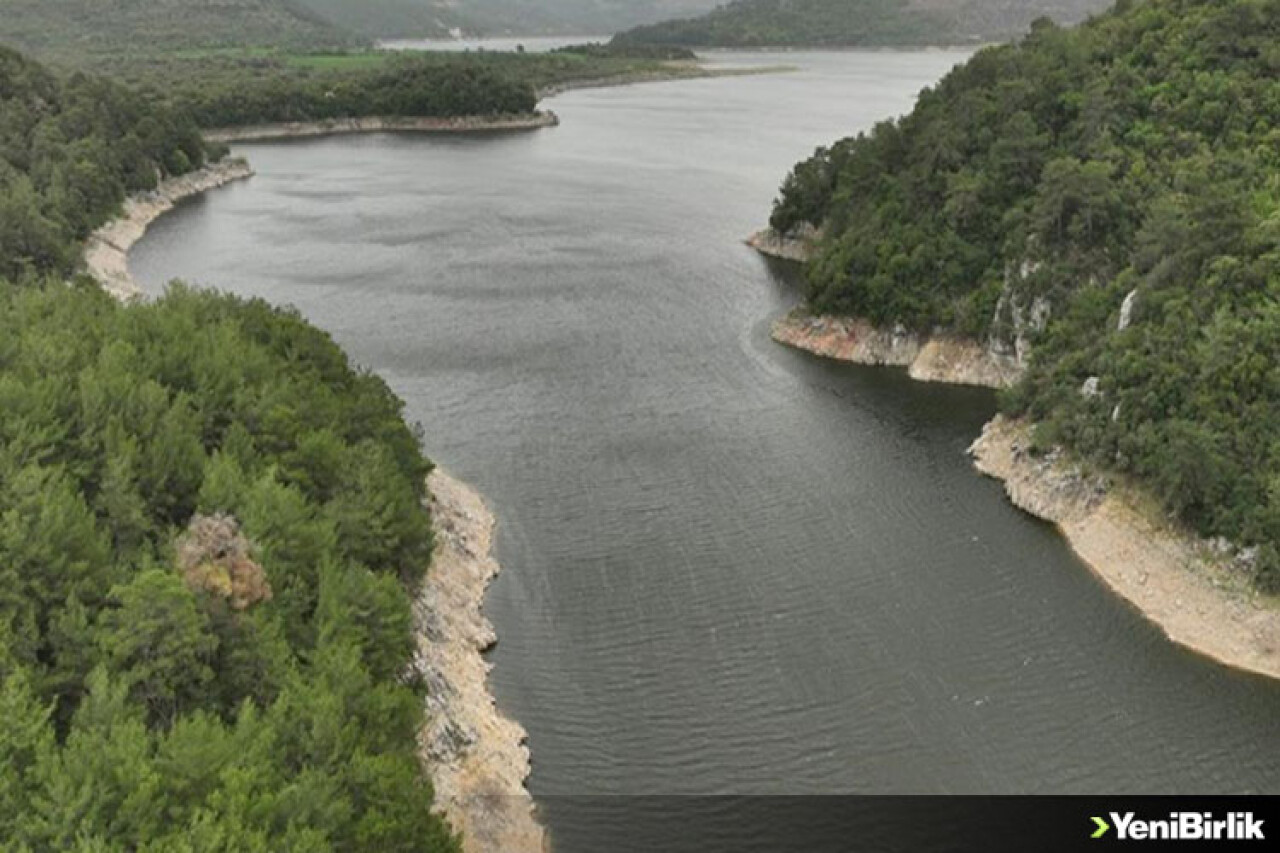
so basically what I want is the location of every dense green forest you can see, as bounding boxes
[769,0,1280,588]
[615,0,1109,47]
[0,0,355,58]
[0,47,212,279]
[100,48,686,129]
[0,47,459,850]
[128,53,541,129]
[0,0,716,132]
[0,1,702,130]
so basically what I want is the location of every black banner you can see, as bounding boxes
[535,796,1280,852]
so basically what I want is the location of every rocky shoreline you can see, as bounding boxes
[752,239,1280,679]
[83,158,255,300]
[971,417,1280,680]
[771,310,1023,389]
[745,226,819,263]
[415,471,546,853]
[83,152,549,849]
[204,111,559,143]
[772,311,1280,678]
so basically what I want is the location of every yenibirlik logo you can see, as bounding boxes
[1090,812,1265,842]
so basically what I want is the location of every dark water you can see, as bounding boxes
[132,50,1280,846]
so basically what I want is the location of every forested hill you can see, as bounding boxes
[0,0,356,57]
[769,0,1280,588]
[614,0,1110,47]
[294,0,723,39]
[0,46,461,850]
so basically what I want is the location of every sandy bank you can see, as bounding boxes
[971,416,1280,680]
[83,158,255,300]
[205,111,559,143]
[415,471,546,853]
[771,311,1023,389]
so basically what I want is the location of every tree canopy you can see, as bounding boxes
[0,0,355,58]
[0,279,458,850]
[0,45,459,850]
[0,46,211,279]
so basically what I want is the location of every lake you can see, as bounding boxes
[131,49,1280,850]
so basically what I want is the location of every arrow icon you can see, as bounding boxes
[1091,816,1110,839]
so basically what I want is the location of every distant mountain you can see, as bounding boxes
[294,0,724,38]
[0,0,355,56]
[614,0,1113,47]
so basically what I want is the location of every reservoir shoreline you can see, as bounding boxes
[771,310,1023,390]
[751,241,1280,682]
[84,158,255,300]
[82,67,784,845]
[971,416,1280,681]
[416,470,546,853]
[205,111,559,143]
[83,130,560,848]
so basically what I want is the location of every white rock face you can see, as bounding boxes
[990,257,1052,366]
[1118,288,1138,331]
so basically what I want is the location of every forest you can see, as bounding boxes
[0,45,460,851]
[0,47,213,280]
[768,0,1280,589]
[614,0,1110,47]
[0,1,706,131]
[134,53,540,130]
[106,48,686,129]
[0,18,702,132]
[0,0,355,58]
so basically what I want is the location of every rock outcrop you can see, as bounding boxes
[771,312,1023,389]
[746,225,820,263]
[415,471,546,853]
[970,416,1280,680]
[83,158,255,300]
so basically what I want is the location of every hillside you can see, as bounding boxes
[295,0,723,38]
[0,0,355,58]
[766,0,1280,588]
[0,45,461,850]
[614,0,1110,47]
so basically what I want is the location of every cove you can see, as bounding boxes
[129,49,1280,850]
